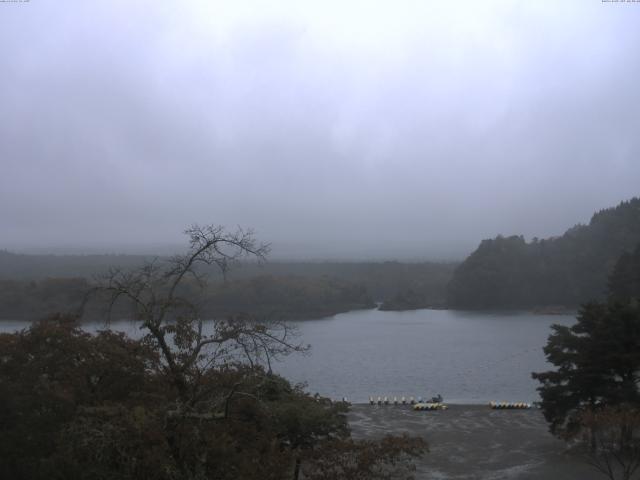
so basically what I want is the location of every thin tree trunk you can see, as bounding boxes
[293,456,301,480]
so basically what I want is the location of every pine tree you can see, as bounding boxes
[532,245,640,439]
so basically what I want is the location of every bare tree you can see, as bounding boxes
[578,407,640,480]
[87,224,307,403]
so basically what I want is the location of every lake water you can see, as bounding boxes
[275,309,575,404]
[1,309,575,404]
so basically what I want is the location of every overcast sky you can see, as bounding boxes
[1,1,639,259]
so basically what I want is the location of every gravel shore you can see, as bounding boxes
[348,404,602,480]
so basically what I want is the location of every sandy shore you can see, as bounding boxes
[348,404,601,480]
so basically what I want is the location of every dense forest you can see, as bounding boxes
[229,261,457,305]
[0,275,375,322]
[0,251,152,279]
[0,318,426,480]
[608,242,640,304]
[0,253,455,319]
[447,198,640,309]
[0,251,456,300]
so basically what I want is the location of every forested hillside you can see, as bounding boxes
[447,198,640,309]
[608,242,640,303]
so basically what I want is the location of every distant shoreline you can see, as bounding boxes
[375,305,578,316]
[0,305,579,324]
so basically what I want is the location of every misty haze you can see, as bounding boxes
[1,2,640,480]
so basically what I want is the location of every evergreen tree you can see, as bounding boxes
[532,302,640,437]
[609,243,640,304]
[448,198,640,309]
[533,244,640,439]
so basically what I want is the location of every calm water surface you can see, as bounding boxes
[275,309,575,404]
[2,309,575,404]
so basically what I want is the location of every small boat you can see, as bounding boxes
[413,402,448,411]
[489,401,531,409]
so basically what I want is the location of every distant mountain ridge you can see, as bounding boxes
[447,198,640,309]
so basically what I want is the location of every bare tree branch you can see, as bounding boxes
[87,224,300,408]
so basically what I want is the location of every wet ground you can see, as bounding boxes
[348,404,602,480]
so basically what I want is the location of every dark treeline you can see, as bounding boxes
[0,251,151,279]
[0,251,456,301]
[204,275,375,319]
[0,275,375,322]
[608,242,640,304]
[0,252,456,318]
[448,198,640,309]
[226,261,457,303]
[0,278,90,321]
[0,251,456,298]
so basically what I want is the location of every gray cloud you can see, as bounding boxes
[1,0,639,259]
